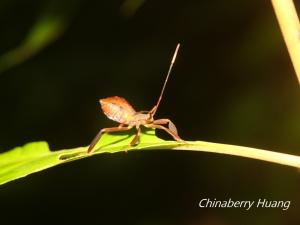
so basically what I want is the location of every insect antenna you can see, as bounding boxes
[150,43,181,116]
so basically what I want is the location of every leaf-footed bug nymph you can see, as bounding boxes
[88,43,184,153]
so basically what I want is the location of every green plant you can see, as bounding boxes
[1,129,300,185]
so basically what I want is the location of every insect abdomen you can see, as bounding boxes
[100,96,136,124]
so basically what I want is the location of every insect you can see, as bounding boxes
[87,43,183,153]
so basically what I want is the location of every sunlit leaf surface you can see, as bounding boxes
[1,128,300,185]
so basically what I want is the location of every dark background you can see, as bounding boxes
[0,0,300,224]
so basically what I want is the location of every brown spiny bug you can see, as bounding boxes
[88,43,183,153]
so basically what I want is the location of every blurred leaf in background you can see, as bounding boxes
[0,0,81,74]
[120,0,147,17]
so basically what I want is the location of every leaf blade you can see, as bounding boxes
[1,129,300,185]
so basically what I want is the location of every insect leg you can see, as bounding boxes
[130,126,141,146]
[88,126,132,153]
[153,119,178,135]
[144,124,183,142]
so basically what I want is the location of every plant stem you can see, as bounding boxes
[173,141,300,168]
[271,0,300,83]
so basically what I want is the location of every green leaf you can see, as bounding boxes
[0,0,80,73]
[1,129,300,185]
[0,129,177,185]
